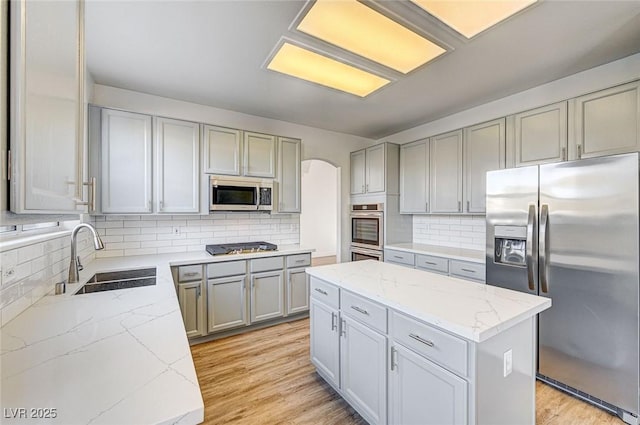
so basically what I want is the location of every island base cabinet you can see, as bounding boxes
[250,271,284,323]
[207,276,248,333]
[389,343,467,425]
[340,316,387,425]
[310,298,340,387]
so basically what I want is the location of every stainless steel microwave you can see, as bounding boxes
[209,176,273,211]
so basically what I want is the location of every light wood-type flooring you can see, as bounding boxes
[191,317,624,425]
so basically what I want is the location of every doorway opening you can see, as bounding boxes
[300,159,340,265]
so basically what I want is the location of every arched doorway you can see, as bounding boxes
[300,159,340,265]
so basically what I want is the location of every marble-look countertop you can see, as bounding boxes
[0,246,312,425]
[306,260,550,343]
[384,242,485,264]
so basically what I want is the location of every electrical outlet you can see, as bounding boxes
[172,226,180,236]
[503,349,513,377]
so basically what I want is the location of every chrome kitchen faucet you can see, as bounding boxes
[57,223,105,294]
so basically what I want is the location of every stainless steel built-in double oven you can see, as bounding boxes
[350,203,383,262]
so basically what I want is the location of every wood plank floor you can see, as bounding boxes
[191,318,624,425]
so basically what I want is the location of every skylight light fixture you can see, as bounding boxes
[296,0,446,74]
[411,0,537,39]
[266,42,391,97]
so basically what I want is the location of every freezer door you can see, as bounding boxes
[485,166,538,294]
[538,153,639,415]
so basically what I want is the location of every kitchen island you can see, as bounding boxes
[0,246,311,425]
[306,260,551,425]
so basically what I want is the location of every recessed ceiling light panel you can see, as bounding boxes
[411,0,537,39]
[296,0,446,74]
[266,42,391,97]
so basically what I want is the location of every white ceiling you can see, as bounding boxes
[86,0,640,140]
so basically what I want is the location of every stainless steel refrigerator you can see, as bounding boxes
[486,152,639,425]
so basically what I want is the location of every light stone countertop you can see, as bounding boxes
[0,245,313,425]
[306,260,550,343]
[384,242,485,264]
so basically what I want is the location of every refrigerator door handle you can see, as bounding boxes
[540,204,550,294]
[526,203,537,291]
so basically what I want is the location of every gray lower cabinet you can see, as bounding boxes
[207,275,247,332]
[389,343,467,425]
[286,267,309,315]
[384,248,485,283]
[178,280,205,339]
[340,315,387,425]
[250,270,285,323]
[310,297,340,387]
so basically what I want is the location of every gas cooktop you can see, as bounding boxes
[206,241,278,256]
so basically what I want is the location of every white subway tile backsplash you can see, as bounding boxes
[413,215,486,251]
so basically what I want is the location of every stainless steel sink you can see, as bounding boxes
[74,267,157,295]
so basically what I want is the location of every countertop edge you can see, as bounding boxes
[384,243,485,264]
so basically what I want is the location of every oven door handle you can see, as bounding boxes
[351,213,383,217]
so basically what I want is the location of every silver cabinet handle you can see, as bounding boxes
[331,312,337,331]
[577,144,582,159]
[393,255,403,259]
[350,305,369,316]
[159,200,164,210]
[314,287,328,296]
[540,204,550,294]
[76,177,97,212]
[409,333,434,347]
[340,318,346,337]
[184,272,199,277]
[424,261,437,266]
[526,203,537,291]
[361,184,365,193]
[295,259,305,264]
[561,146,567,161]
[196,286,201,298]
[467,200,470,212]
[366,184,369,192]
[461,268,476,273]
[458,200,461,212]
[390,346,397,371]
[425,202,429,212]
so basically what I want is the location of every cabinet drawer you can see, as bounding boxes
[178,265,203,282]
[391,311,468,377]
[384,249,415,266]
[416,254,449,274]
[310,277,339,309]
[450,260,485,283]
[207,260,247,278]
[341,290,387,334]
[286,253,311,268]
[250,256,284,273]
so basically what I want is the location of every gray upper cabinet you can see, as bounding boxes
[400,140,429,214]
[571,81,640,160]
[101,109,153,214]
[203,125,242,176]
[511,101,568,167]
[430,130,463,213]
[350,149,366,195]
[275,137,301,213]
[350,143,399,196]
[464,118,505,213]
[155,117,200,214]
[244,132,276,178]
[10,0,85,213]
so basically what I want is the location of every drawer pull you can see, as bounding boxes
[295,259,306,263]
[461,268,476,273]
[390,346,397,371]
[424,261,437,266]
[393,255,403,259]
[350,305,369,316]
[409,333,435,347]
[331,312,337,331]
[314,288,328,296]
[184,272,199,277]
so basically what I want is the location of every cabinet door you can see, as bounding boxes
[203,125,241,175]
[10,0,83,213]
[464,118,505,213]
[350,149,366,194]
[389,344,467,425]
[310,298,340,387]
[101,109,153,213]
[400,140,429,213]
[207,275,247,333]
[341,315,387,425]
[155,117,199,213]
[286,267,309,315]
[430,130,463,213]
[178,281,205,339]
[366,144,386,193]
[277,137,301,213]
[244,132,276,178]
[573,81,640,159]
[250,270,284,323]
[513,101,567,167]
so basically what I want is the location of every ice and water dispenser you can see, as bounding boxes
[494,226,527,267]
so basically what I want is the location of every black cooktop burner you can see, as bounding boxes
[206,241,278,256]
